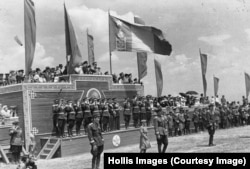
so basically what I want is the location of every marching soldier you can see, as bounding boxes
[132,95,140,128]
[66,100,76,137]
[52,99,59,136]
[178,108,185,136]
[75,99,84,136]
[206,104,217,146]
[123,98,131,129]
[101,98,110,132]
[154,107,169,153]
[57,99,67,138]
[113,98,120,130]
[87,112,104,169]
[173,108,180,136]
[167,109,174,137]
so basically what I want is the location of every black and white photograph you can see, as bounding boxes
[0,0,250,169]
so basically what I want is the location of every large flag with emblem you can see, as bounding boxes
[64,3,82,74]
[24,0,36,76]
[109,14,172,55]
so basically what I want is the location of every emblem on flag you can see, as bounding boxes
[115,20,126,51]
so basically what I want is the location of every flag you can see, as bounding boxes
[154,58,163,97]
[14,35,23,46]
[214,76,219,96]
[134,16,147,81]
[24,0,36,76]
[245,72,250,98]
[109,14,172,55]
[87,30,95,66]
[199,51,207,97]
[64,4,82,74]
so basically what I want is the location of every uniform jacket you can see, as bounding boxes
[9,126,23,146]
[154,115,168,136]
[87,122,104,146]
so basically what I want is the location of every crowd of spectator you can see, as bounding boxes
[0,61,140,85]
[0,104,18,125]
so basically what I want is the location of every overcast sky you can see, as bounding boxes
[1,0,250,102]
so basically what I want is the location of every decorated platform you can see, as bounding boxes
[0,74,144,158]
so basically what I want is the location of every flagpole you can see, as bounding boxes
[108,10,113,75]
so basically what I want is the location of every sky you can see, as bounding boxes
[1,0,250,102]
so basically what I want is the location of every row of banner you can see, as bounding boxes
[23,0,171,97]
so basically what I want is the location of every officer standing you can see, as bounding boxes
[132,95,140,128]
[113,98,120,130]
[52,99,59,136]
[57,99,66,138]
[101,98,110,132]
[192,108,199,133]
[207,104,217,146]
[123,98,131,129]
[145,96,152,127]
[154,107,169,153]
[75,99,84,136]
[66,100,76,137]
[184,109,191,135]
[87,112,104,169]
[83,98,92,134]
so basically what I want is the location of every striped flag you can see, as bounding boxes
[24,0,36,76]
[245,72,250,98]
[214,76,219,96]
[199,50,207,97]
[87,30,95,66]
[134,16,147,81]
[154,58,163,97]
[64,3,82,74]
[109,14,172,55]
[14,35,23,46]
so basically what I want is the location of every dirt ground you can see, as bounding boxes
[1,125,250,169]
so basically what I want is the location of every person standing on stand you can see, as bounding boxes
[9,120,23,164]
[87,112,104,169]
[57,99,66,138]
[52,99,59,136]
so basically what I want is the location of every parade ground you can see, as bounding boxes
[1,125,250,169]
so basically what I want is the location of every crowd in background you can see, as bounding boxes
[0,61,139,85]
[0,104,18,125]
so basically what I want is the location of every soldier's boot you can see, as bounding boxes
[162,144,168,153]
[92,156,97,169]
[96,155,101,169]
[157,143,162,153]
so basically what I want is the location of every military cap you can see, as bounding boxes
[112,98,116,100]
[141,119,146,123]
[83,61,88,64]
[18,69,24,73]
[36,68,41,72]
[59,64,63,68]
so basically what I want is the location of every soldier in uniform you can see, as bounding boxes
[52,99,59,136]
[154,107,169,153]
[87,112,104,169]
[178,108,185,136]
[100,98,110,132]
[108,98,115,131]
[132,95,140,128]
[139,97,146,125]
[75,99,84,136]
[66,100,76,137]
[123,98,131,129]
[184,109,191,135]
[83,98,92,134]
[167,107,174,137]
[192,108,199,133]
[113,98,120,130]
[206,104,217,146]
[145,96,152,127]
[57,99,67,138]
